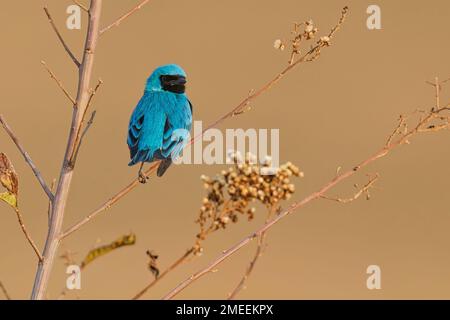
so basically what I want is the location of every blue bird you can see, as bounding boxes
[127,64,193,183]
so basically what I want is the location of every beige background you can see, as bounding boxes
[1,0,449,299]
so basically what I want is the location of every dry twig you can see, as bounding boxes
[100,0,151,35]
[0,116,54,201]
[162,78,449,300]
[43,7,81,67]
[41,61,76,106]
[0,281,11,300]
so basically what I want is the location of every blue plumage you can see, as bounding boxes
[127,64,193,179]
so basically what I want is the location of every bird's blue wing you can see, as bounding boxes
[127,93,167,166]
[159,95,193,160]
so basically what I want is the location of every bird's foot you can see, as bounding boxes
[138,172,149,184]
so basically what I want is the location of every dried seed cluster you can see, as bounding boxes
[194,152,303,255]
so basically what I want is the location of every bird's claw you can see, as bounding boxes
[138,172,149,184]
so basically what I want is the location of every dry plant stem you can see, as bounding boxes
[191,6,348,144]
[31,0,103,300]
[73,0,89,12]
[43,7,80,67]
[162,152,391,299]
[60,162,159,239]
[61,7,349,239]
[100,0,151,35]
[163,90,449,299]
[71,110,97,164]
[228,233,267,300]
[0,115,54,201]
[228,206,276,299]
[41,61,76,105]
[320,174,379,203]
[0,281,11,300]
[14,207,43,261]
[47,179,57,226]
[69,79,103,165]
[132,248,194,300]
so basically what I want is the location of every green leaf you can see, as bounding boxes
[0,192,17,209]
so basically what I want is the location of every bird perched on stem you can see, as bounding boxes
[127,64,193,183]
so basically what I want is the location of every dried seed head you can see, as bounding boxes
[273,39,285,51]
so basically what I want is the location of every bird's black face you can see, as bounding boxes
[160,74,186,94]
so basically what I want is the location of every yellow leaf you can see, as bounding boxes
[80,233,136,268]
[0,192,17,209]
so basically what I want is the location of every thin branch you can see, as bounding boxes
[43,7,81,67]
[162,85,450,299]
[69,79,103,166]
[0,115,54,201]
[72,0,89,12]
[41,61,76,105]
[86,79,104,111]
[320,174,379,203]
[0,281,11,300]
[61,7,349,239]
[14,207,43,262]
[132,248,194,300]
[228,206,277,299]
[47,178,57,227]
[60,162,159,239]
[70,110,97,165]
[228,232,267,299]
[100,0,151,35]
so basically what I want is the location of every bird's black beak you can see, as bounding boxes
[172,76,186,86]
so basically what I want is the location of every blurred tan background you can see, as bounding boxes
[1,0,449,299]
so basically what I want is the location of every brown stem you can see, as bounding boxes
[228,206,276,299]
[14,207,43,262]
[0,281,11,300]
[60,162,159,239]
[100,0,151,35]
[31,0,103,300]
[41,61,76,105]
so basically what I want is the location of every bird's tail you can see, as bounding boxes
[157,159,172,177]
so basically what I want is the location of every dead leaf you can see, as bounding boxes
[0,153,18,195]
[80,233,136,268]
[0,153,18,210]
[146,250,159,278]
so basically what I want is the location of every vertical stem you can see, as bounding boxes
[31,0,103,300]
